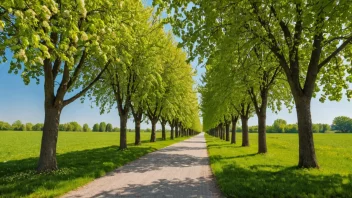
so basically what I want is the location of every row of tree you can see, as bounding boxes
[157,0,352,168]
[1,0,201,172]
[0,120,43,131]
[6,117,350,133]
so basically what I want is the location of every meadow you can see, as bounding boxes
[0,131,189,197]
[205,133,352,198]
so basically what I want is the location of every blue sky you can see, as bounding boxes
[1,59,351,130]
[0,1,351,130]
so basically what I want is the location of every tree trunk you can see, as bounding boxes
[222,126,226,140]
[150,119,157,142]
[170,125,174,140]
[296,96,319,168]
[37,106,61,172]
[257,89,268,154]
[225,122,230,141]
[119,114,128,150]
[175,124,179,138]
[241,115,249,146]
[231,116,238,144]
[161,122,166,140]
[134,119,141,145]
[257,112,267,153]
[216,125,219,137]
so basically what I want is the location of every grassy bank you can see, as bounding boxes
[205,133,352,197]
[0,131,189,197]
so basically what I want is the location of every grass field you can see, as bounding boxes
[205,133,352,198]
[0,131,189,197]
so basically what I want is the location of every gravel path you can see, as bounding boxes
[62,133,221,198]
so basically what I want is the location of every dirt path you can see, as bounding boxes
[62,133,221,198]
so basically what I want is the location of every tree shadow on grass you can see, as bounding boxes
[212,160,352,198]
[210,154,258,164]
[0,146,156,197]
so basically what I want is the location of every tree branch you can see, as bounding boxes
[63,60,110,106]
[318,36,352,70]
[67,50,87,90]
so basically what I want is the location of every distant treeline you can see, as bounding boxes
[234,116,352,133]
[0,120,161,133]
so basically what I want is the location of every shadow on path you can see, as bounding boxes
[90,177,217,198]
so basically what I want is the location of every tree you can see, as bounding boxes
[286,124,298,133]
[90,6,168,148]
[12,120,23,131]
[92,124,99,132]
[321,124,330,133]
[0,121,12,130]
[273,119,288,133]
[105,123,112,132]
[312,124,320,133]
[237,103,252,147]
[332,116,352,133]
[99,122,106,132]
[26,123,33,131]
[231,115,239,144]
[32,123,44,131]
[0,0,140,172]
[69,122,82,132]
[158,0,352,168]
[82,123,90,132]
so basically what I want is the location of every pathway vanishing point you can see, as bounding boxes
[63,133,221,198]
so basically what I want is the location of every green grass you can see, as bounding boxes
[205,133,352,198]
[0,131,189,197]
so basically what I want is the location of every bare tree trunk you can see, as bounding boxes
[296,96,319,168]
[225,122,230,141]
[257,90,268,154]
[241,115,249,146]
[37,106,62,172]
[161,121,166,140]
[175,124,179,138]
[119,114,128,150]
[231,115,238,144]
[170,125,174,139]
[150,119,157,142]
[216,125,220,137]
[134,119,141,145]
[258,112,267,153]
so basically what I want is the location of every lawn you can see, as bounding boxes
[0,131,189,197]
[205,133,352,198]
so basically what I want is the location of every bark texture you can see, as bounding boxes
[296,96,319,168]
[134,119,141,145]
[150,119,157,142]
[241,115,249,146]
[225,123,230,141]
[231,115,238,144]
[37,106,61,172]
[119,114,128,150]
[161,120,166,140]
[170,125,175,140]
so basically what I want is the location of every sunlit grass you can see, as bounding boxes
[0,131,189,197]
[205,133,352,197]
